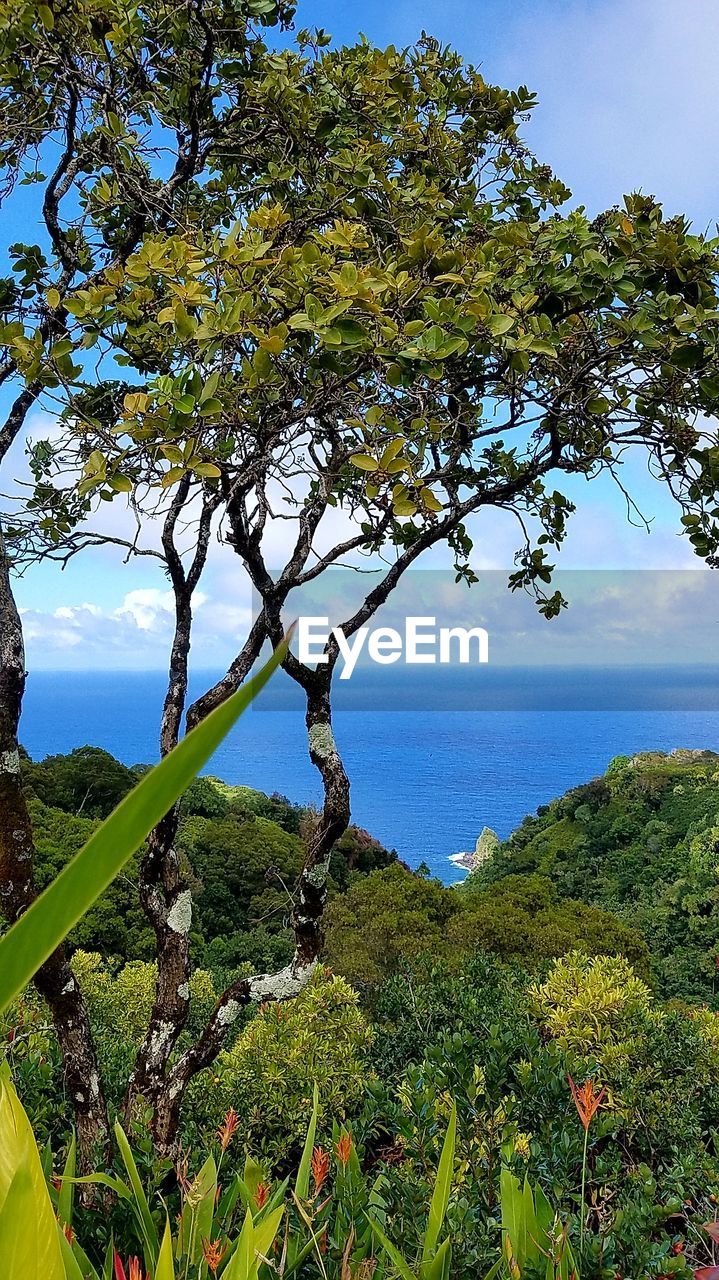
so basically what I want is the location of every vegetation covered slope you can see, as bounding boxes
[17,746,396,975]
[469,749,719,1002]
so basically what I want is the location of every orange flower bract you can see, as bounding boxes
[202,1238,227,1274]
[254,1180,270,1210]
[311,1145,330,1193]
[568,1075,606,1131]
[336,1131,353,1169]
[113,1257,146,1280]
[218,1106,240,1152]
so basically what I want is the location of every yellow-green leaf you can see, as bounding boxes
[0,1067,65,1279]
[191,462,222,479]
[350,454,379,472]
[380,439,405,468]
[156,1218,175,1280]
[421,487,443,513]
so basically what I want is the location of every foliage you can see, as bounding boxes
[187,971,373,1163]
[5,0,719,616]
[367,1101,457,1280]
[490,1169,578,1280]
[0,1063,65,1278]
[0,642,287,1016]
[471,750,719,1002]
[1,1070,491,1280]
[324,864,461,988]
[530,951,655,1066]
[16,749,395,970]
[358,952,719,1280]
[71,952,218,1108]
[324,865,649,990]
[22,745,138,820]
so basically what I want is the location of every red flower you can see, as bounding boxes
[336,1131,353,1169]
[202,1239,227,1274]
[568,1075,606,1132]
[311,1146,330,1193]
[693,1270,719,1279]
[113,1258,145,1280]
[218,1107,239,1153]
[254,1180,270,1210]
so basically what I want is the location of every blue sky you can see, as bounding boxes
[5,0,719,667]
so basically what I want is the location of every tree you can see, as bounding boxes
[2,0,719,1158]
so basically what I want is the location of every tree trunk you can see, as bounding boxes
[0,528,110,1173]
[143,674,352,1156]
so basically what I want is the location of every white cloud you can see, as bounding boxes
[115,589,180,632]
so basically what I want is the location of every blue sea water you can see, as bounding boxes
[19,666,719,884]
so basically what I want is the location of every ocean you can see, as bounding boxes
[19,665,719,884]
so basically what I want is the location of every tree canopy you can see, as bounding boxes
[2,0,719,1161]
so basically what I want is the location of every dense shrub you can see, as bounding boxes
[324,865,649,989]
[324,863,461,986]
[72,951,218,1107]
[14,748,395,975]
[530,950,655,1064]
[187,970,374,1162]
[22,745,138,818]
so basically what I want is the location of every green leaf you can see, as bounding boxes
[487,313,515,336]
[224,1208,254,1280]
[191,463,222,478]
[114,1122,159,1266]
[421,487,443,513]
[242,1156,264,1202]
[155,1218,175,1280]
[0,1066,65,1279]
[37,3,55,28]
[422,1103,456,1263]
[57,1131,75,1231]
[199,398,223,417]
[0,636,289,1015]
[295,1084,319,1201]
[58,1228,86,1280]
[368,1216,417,1280]
[335,317,368,346]
[254,1204,284,1254]
[349,453,378,472]
[379,439,405,467]
[422,1236,451,1280]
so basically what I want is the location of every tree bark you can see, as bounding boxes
[0,527,110,1172]
[143,669,351,1155]
[125,487,219,1132]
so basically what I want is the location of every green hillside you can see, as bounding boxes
[469,749,719,1002]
